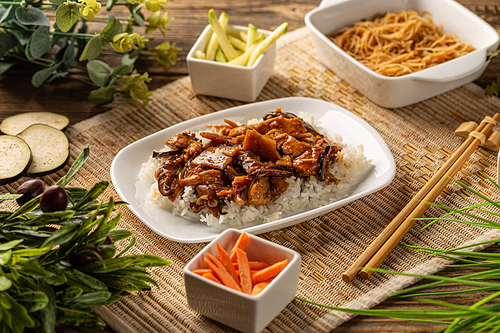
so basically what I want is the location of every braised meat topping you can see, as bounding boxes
[153,108,341,218]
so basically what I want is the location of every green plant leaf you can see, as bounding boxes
[0,277,12,291]
[74,291,111,305]
[59,286,83,301]
[55,306,106,328]
[0,251,12,265]
[55,4,80,33]
[100,14,117,36]
[15,259,52,277]
[15,7,50,26]
[50,0,64,5]
[31,63,61,88]
[61,41,75,67]
[0,5,17,25]
[111,64,132,76]
[89,87,116,105]
[0,61,17,75]
[25,25,50,60]
[57,147,90,187]
[14,291,48,312]
[132,5,144,27]
[0,240,23,251]
[87,36,105,61]
[0,31,19,54]
[41,224,79,248]
[87,60,110,87]
[38,279,56,333]
[71,269,107,291]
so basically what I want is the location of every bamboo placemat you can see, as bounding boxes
[5,26,500,332]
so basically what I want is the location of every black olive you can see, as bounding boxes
[103,235,113,245]
[40,185,68,212]
[70,245,104,266]
[55,322,65,333]
[16,179,45,206]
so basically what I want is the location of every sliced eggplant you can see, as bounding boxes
[0,112,69,135]
[0,135,32,185]
[17,124,70,176]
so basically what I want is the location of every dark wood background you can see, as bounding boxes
[1,1,500,332]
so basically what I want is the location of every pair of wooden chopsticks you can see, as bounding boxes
[342,113,500,283]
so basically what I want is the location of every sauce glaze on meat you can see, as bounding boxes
[154,108,341,218]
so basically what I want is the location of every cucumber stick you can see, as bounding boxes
[247,22,288,67]
[205,12,229,61]
[209,9,239,61]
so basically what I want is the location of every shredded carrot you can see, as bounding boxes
[192,268,212,275]
[235,248,252,294]
[229,232,251,262]
[233,261,269,271]
[251,259,288,285]
[205,253,242,291]
[202,272,221,284]
[251,279,273,295]
[216,243,240,285]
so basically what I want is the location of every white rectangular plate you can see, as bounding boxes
[110,97,396,243]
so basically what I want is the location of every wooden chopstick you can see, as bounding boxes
[342,113,500,282]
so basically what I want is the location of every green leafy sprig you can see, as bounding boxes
[0,0,179,106]
[296,173,500,332]
[0,147,172,332]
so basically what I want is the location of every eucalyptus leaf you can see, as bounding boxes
[88,87,116,105]
[61,41,75,67]
[132,5,144,27]
[86,60,111,87]
[55,4,80,32]
[0,31,19,54]
[0,5,16,25]
[87,36,105,61]
[31,64,57,87]
[15,7,50,26]
[25,25,50,60]
[111,64,132,76]
[100,15,117,36]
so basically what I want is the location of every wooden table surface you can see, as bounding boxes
[2,1,500,332]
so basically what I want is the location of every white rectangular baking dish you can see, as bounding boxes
[305,0,500,108]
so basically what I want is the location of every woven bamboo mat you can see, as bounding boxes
[6,26,500,332]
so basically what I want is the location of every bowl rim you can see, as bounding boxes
[304,0,500,81]
[187,24,274,71]
[183,228,301,300]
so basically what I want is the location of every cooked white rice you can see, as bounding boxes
[137,112,371,227]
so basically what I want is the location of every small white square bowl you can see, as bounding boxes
[183,228,301,333]
[187,25,276,102]
[305,0,500,108]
